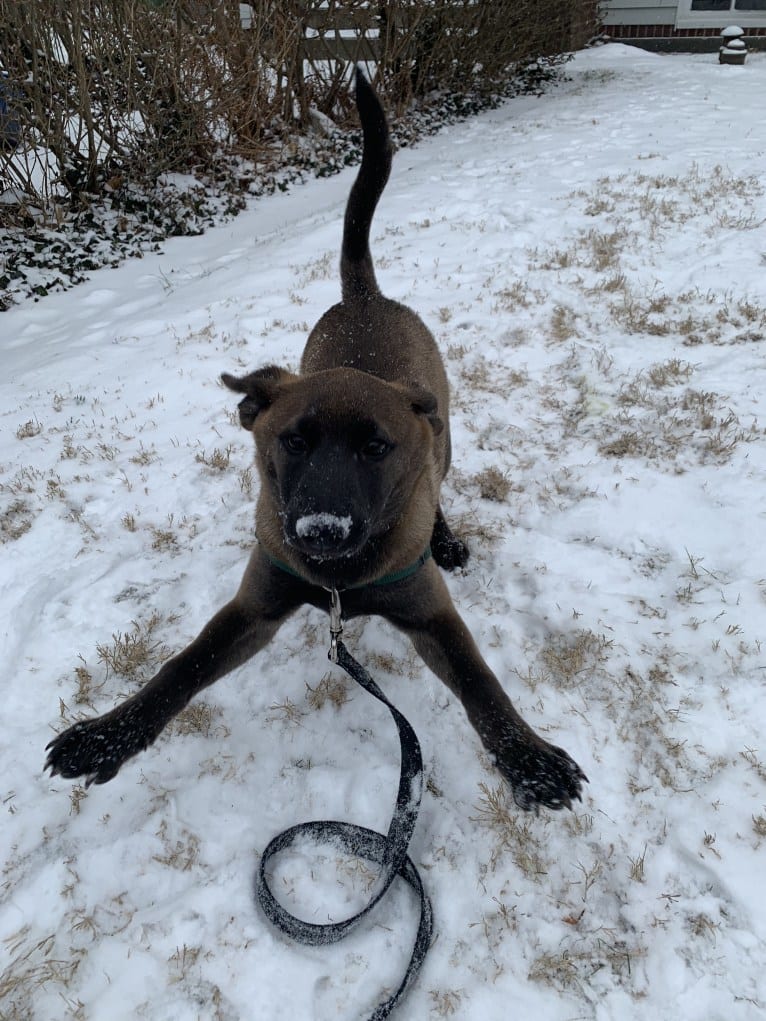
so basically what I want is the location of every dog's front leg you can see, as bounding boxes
[46,552,302,787]
[382,565,587,811]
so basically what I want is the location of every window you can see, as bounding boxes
[677,0,766,26]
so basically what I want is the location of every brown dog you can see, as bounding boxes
[46,70,586,812]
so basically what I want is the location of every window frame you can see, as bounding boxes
[675,0,766,28]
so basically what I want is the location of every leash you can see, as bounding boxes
[255,586,433,1020]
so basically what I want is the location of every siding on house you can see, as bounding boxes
[602,1,676,27]
[602,0,766,48]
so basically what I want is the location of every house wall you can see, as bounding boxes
[601,1,766,49]
[602,0,677,26]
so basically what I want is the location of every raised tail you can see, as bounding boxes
[341,67,394,302]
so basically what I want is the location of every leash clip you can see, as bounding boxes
[328,586,343,663]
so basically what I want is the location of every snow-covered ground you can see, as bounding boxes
[2,44,765,1020]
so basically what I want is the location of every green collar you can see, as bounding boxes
[263,544,432,589]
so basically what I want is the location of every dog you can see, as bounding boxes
[46,70,586,812]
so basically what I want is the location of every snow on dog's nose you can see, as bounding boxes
[294,513,354,557]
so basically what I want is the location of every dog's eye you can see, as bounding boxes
[282,434,309,455]
[360,439,391,460]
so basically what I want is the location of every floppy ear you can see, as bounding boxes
[221,365,296,430]
[404,384,444,436]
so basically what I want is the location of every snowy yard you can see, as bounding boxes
[2,44,765,1020]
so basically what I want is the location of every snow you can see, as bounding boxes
[2,44,766,1020]
[296,513,354,540]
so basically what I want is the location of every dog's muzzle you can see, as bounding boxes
[289,511,361,559]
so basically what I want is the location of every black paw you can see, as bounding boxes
[45,704,152,787]
[496,739,588,812]
[432,534,470,572]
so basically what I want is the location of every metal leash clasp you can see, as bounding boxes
[328,586,343,663]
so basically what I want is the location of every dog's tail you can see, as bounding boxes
[341,67,393,302]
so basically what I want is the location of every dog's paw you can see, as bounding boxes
[495,738,588,812]
[45,705,152,787]
[432,534,470,572]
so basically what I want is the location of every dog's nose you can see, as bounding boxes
[294,512,354,556]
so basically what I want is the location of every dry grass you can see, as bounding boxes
[121,512,138,532]
[613,664,701,793]
[596,376,755,467]
[95,610,174,681]
[168,702,225,739]
[306,673,352,711]
[577,165,763,237]
[647,359,694,388]
[448,510,499,549]
[530,228,627,275]
[539,629,612,687]
[151,527,180,552]
[15,418,43,440]
[555,270,749,366]
[238,466,254,498]
[153,822,201,872]
[741,748,766,784]
[599,431,648,459]
[73,663,94,706]
[550,304,578,342]
[474,467,512,503]
[491,280,543,312]
[429,989,464,1016]
[528,935,647,994]
[617,360,694,407]
[471,783,550,876]
[167,943,202,982]
[129,443,157,467]
[0,498,34,542]
[610,289,672,336]
[628,846,647,883]
[266,698,306,726]
[0,929,82,1019]
[295,251,334,288]
[458,356,529,396]
[195,446,233,472]
[530,167,766,362]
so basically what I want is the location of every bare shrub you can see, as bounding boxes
[387,0,583,103]
[0,0,590,220]
[0,1,291,216]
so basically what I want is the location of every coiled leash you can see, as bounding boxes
[255,586,433,1020]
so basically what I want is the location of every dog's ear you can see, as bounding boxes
[403,383,444,436]
[221,365,296,430]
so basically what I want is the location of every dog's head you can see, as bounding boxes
[223,366,442,576]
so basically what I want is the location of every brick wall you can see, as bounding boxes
[601,22,766,49]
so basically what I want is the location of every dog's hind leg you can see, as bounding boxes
[431,505,469,571]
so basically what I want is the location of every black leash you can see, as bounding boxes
[255,588,433,1020]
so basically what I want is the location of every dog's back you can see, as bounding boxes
[300,69,451,474]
